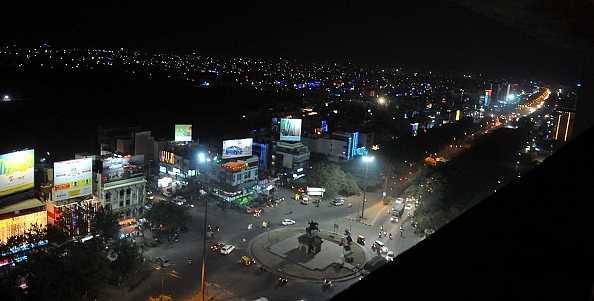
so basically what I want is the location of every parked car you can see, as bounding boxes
[220,244,235,255]
[405,203,413,210]
[225,145,243,155]
[282,219,296,225]
[163,191,172,198]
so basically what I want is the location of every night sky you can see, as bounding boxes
[0,1,583,84]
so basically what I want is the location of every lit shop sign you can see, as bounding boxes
[174,124,192,142]
[101,155,145,182]
[159,150,175,164]
[0,149,35,198]
[280,118,302,142]
[53,158,93,201]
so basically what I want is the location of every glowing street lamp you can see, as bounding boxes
[361,156,374,219]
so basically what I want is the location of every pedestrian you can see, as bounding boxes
[400,229,403,237]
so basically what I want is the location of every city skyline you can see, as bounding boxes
[0,1,584,84]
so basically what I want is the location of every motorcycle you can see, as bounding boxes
[323,279,333,287]
[278,277,288,284]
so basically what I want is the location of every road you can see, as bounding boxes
[103,185,420,301]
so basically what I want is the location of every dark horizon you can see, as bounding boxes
[0,1,584,85]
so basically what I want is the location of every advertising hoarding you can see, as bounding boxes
[174,124,192,142]
[101,154,145,182]
[0,149,35,197]
[280,118,302,142]
[222,138,253,159]
[53,158,93,201]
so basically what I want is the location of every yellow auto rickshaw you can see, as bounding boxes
[357,235,365,245]
[241,255,252,266]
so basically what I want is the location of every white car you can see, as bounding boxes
[332,197,345,206]
[374,240,389,254]
[386,250,395,261]
[220,245,235,255]
[163,191,172,198]
[282,219,296,225]
[405,203,413,210]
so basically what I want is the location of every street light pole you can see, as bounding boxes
[201,183,208,301]
[160,267,164,301]
[361,156,374,219]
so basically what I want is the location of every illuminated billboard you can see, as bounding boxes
[222,138,253,159]
[0,149,35,197]
[280,118,302,142]
[53,158,93,201]
[175,124,192,142]
[101,154,145,182]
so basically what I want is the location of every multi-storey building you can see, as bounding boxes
[273,141,311,184]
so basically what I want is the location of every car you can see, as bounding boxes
[405,203,413,210]
[373,240,389,254]
[332,198,345,206]
[386,250,395,261]
[163,191,172,197]
[390,216,399,222]
[220,244,235,255]
[395,197,404,204]
[210,242,225,252]
[300,199,309,205]
[155,257,171,267]
[146,194,155,200]
[175,195,186,205]
[282,219,296,225]
[301,193,309,201]
[225,145,243,155]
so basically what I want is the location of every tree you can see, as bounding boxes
[91,206,120,240]
[143,201,191,229]
[108,238,141,286]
